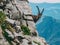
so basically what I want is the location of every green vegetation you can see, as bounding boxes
[0,11,15,33]
[0,11,6,25]
[7,23,15,33]
[33,41,41,45]
[0,11,15,45]
[21,25,31,35]
[0,11,7,33]
[1,22,13,45]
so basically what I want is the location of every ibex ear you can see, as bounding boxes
[41,8,44,14]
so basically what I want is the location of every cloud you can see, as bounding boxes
[28,0,60,3]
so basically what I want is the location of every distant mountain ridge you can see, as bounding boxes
[36,16,60,45]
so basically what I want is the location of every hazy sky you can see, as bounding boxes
[28,0,60,3]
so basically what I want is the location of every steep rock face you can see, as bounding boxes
[15,0,32,14]
[0,0,48,45]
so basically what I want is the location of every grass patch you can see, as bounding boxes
[21,25,31,35]
[1,22,13,45]
[33,41,41,45]
[0,11,6,24]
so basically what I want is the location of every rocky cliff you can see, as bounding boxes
[0,0,48,45]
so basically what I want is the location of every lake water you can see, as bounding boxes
[29,3,60,45]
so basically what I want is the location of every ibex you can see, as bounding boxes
[22,6,44,23]
[32,6,44,23]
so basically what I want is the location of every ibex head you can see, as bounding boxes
[36,6,44,19]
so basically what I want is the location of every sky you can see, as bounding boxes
[28,0,60,3]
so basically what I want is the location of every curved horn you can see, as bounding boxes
[36,6,40,15]
[41,8,44,15]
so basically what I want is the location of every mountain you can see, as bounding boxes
[29,3,60,45]
[36,16,60,45]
